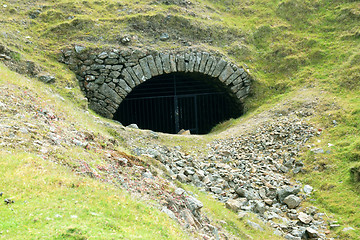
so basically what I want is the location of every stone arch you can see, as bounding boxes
[60,47,252,120]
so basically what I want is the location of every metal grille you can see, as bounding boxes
[114,73,240,134]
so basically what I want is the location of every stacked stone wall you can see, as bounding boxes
[60,47,252,118]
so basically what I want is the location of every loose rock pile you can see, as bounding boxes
[138,117,331,239]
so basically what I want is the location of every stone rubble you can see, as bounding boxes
[136,117,333,239]
[0,82,336,239]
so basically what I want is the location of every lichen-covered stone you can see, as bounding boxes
[139,58,152,80]
[187,53,196,72]
[154,54,164,75]
[132,64,146,83]
[160,53,171,74]
[194,52,202,72]
[121,68,136,88]
[99,83,122,105]
[176,54,186,72]
[199,52,209,73]
[169,54,177,72]
[204,56,214,75]
[212,59,227,77]
[126,67,141,85]
[146,55,159,77]
[225,68,244,85]
[219,64,234,82]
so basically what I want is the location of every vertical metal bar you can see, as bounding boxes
[174,74,180,133]
[194,95,198,134]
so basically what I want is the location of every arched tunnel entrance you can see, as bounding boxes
[113,72,243,134]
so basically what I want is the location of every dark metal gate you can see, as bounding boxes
[113,73,239,134]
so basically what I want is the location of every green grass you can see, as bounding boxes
[1,0,360,239]
[0,152,188,240]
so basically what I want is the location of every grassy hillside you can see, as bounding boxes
[0,0,360,239]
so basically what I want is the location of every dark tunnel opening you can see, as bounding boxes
[113,72,243,134]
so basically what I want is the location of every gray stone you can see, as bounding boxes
[238,211,250,219]
[109,52,119,58]
[194,52,202,72]
[132,65,146,83]
[116,87,128,98]
[83,59,94,65]
[283,195,301,209]
[210,187,222,194]
[236,187,260,200]
[119,80,132,93]
[277,186,301,202]
[38,74,55,84]
[198,52,209,73]
[160,33,170,41]
[232,76,245,86]
[109,71,121,78]
[225,68,243,85]
[121,68,136,88]
[154,55,164,75]
[211,59,227,77]
[219,64,234,82]
[284,234,301,240]
[94,92,106,100]
[90,64,105,70]
[186,196,203,212]
[177,173,188,183]
[225,199,245,212]
[204,56,214,75]
[181,209,196,227]
[160,53,171,74]
[298,212,312,224]
[127,67,141,85]
[162,207,177,221]
[127,124,139,129]
[187,53,196,72]
[342,227,355,232]
[169,54,177,72]
[89,101,112,118]
[305,227,319,238]
[146,55,159,76]
[176,54,186,72]
[106,105,116,113]
[94,59,104,64]
[74,45,86,53]
[142,171,154,179]
[139,58,152,80]
[98,52,108,59]
[311,148,324,154]
[99,83,122,104]
[303,185,313,194]
[247,220,264,231]
[112,65,123,71]
[105,58,119,65]
[174,188,186,196]
[253,200,266,215]
[236,87,247,99]
[86,82,98,91]
[208,57,219,75]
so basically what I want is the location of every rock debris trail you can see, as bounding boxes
[139,117,332,239]
[0,83,332,239]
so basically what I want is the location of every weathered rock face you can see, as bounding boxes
[60,46,252,119]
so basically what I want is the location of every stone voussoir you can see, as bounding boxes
[61,48,252,120]
[139,57,152,80]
